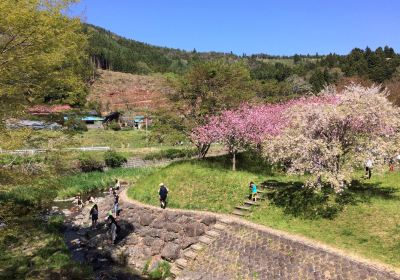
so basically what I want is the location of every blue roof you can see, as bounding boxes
[81,116,104,121]
[134,116,145,122]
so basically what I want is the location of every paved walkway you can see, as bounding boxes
[120,189,400,280]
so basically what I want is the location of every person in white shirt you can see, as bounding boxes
[365,159,373,179]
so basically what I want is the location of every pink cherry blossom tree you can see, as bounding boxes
[264,85,400,192]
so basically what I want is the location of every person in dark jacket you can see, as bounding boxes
[89,204,98,229]
[158,183,169,209]
[107,214,118,244]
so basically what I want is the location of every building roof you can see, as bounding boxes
[27,105,72,115]
[81,116,104,121]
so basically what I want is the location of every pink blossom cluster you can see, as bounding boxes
[191,94,338,153]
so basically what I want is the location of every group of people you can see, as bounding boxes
[86,179,122,244]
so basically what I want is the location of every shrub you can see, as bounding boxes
[143,148,197,161]
[78,154,104,172]
[64,117,87,132]
[148,261,171,280]
[104,150,127,168]
[106,121,121,131]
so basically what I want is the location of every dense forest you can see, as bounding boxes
[86,24,400,100]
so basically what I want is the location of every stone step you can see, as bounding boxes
[235,205,252,211]
[213,223,227,231]
[170,265,181,277]
[183,250,197,260]
[190,243,204,252]
[198,235,214,245]
[205,230,220,238]
[175,258,187,269]
[244,200,260,206]
[219,218,231,225]
[232,209,246,217]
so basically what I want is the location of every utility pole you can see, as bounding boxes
[145,105,149,146]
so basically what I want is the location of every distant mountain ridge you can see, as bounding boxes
[84,23,240,75]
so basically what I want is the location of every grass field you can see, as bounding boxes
[127,154,400,268]
[57,167,156,198]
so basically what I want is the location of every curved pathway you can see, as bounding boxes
[120,189,400,280]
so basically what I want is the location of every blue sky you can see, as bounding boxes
[70,0,400,56]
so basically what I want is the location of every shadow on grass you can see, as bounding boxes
[348,180,398,202]
[199,151,274,176]
[258,179,398,220]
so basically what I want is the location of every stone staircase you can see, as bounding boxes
[231,184,269,217]
[169,218,231,278]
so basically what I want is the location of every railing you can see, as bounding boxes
[0,146,111,155]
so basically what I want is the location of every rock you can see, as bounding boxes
[110,247,127,265]
[176,215,190,224]
[140,214,155,226]
[62,209,72,216]
[161,243,181,261]
[184,222,206,237]
[150,239,165,255]
[143,236,155,246]
[150,217,167,229]
[200,216,216,226]
[165,222,182,233]
[161,231,178,242]
[125,235,141,245]
[180,237,198,249]
[148,229,162,238]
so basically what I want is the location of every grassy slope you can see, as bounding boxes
[127,155,400,268]
[57,167,155,198]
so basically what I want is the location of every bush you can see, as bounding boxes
[64,117,87,132]
[148,261,171,280]
[143,148,197,161]
[106,121,121,131]
[78,154,104,172]
[104,150,127,168]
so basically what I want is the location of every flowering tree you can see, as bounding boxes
[192,103,293,170]
[192,94,338,170]
[264,85,400,192]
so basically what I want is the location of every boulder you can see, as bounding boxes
[148,229,162,238]
[176,215,190,224]
[180,237,198,249]
[150,217,167,229]
[200,216,216,226]
[161,231,178,242]
[143,236,156,246]
[139,214,155,226]
[184,222,206,237]
[150,238,165,255]
[165,222,182,233]
[161,243,181,261]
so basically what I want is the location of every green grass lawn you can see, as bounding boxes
[72,129,150,149]
[57,167,156,198]
[127,154,400,268]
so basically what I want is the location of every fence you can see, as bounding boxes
[0,146,111,155]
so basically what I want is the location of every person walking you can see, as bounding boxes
[107,214,118,244]
[251,182,258,202]
[159,183,169,209]
[89,204,99,229]
[114,179,121,190]
[365,158,373,179]
[113,193,119,216]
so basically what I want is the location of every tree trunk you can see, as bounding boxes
[232,152,236,171]
[197,143,210,158]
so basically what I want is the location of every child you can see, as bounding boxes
[89,204,98,229]
[251,182,258,202]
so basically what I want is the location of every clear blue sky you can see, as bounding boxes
[70,0,400,56]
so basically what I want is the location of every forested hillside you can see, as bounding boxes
[86,24,400,104]
[85,24,238,74]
